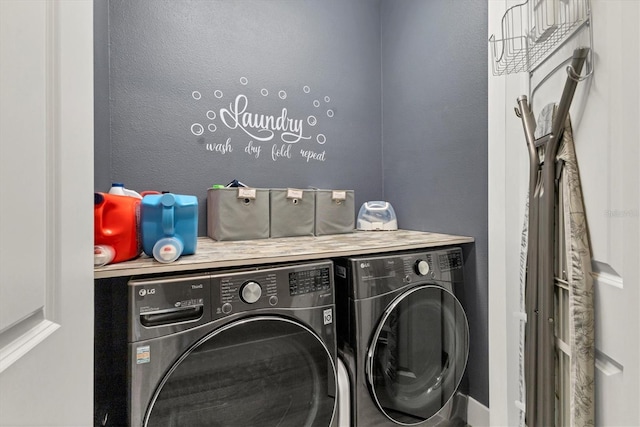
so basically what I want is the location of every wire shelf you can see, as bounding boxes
[489,0,591,76]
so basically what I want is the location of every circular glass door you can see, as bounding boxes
[145,316,336,427]
[366,285,469,425]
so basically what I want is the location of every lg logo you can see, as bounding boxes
[360,262,370,269]
[139,288,156,297]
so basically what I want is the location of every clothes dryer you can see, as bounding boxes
[334,248,469,426]
[128,261,340,427]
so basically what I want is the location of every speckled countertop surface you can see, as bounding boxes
[94,229,474,279]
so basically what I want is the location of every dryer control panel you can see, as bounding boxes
[344,248,464,300]
[438,250,463,271]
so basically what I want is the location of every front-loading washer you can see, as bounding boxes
[128,260,340,427]
[334,248,469,426]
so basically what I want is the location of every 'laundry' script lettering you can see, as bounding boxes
[219,95,310,144]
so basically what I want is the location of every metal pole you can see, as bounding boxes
[516,96,540,427]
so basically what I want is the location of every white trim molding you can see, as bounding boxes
[468,396,491,427]
[0,318,59,373]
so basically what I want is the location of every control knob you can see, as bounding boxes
[414,260,430,276]
[240,281,262,304]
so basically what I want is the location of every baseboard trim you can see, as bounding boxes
[467,397,490,427]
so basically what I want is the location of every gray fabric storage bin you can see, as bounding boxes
[314,189,355,235]
[207,187,269,241]
[270,188,315,238]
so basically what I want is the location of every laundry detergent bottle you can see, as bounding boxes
[141,193,198,263]
[108,182,143,199]
[94,192,142,266]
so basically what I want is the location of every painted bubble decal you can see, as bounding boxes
[191,123,204,136]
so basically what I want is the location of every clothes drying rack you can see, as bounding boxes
[489,0,594,425]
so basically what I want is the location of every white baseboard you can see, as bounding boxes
[467,396,490,427]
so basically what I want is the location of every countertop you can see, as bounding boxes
[94,229,474,279]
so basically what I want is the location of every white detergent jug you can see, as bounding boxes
[108,182,142,199]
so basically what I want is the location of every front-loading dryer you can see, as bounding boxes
[334,248,469,426]
[128,260,339,427]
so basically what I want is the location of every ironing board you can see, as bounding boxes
[515,47,593,427]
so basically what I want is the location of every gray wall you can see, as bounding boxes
[96,0,383,235]
[94,0,489,409]
[380,0,489,406]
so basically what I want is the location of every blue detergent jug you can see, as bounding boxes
[141,193,198,263]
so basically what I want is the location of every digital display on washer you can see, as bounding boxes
[439,251,463,271]
[289,268,331,295]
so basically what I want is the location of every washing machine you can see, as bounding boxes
[128,260,341,427]
[334,248,469,426]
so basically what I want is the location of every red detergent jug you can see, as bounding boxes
[94,192,142,266]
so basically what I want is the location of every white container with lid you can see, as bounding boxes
[108,182,142,199]
[152,237,184,263]
[357,201,398,231]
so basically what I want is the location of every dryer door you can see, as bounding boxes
[143,316,336,427]
[366,285,469,425]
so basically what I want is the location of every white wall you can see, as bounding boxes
[488,0,640,425]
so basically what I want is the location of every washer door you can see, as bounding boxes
[366,285,469,425]
[144,316,336,427]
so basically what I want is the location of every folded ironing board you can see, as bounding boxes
[515,47,593,427]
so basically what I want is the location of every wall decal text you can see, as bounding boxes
[190,78,335,163]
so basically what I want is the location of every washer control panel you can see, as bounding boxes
[211,261,334,318]
[241,281,262,303]
[289,268,331,296]
[218,272,277,308]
